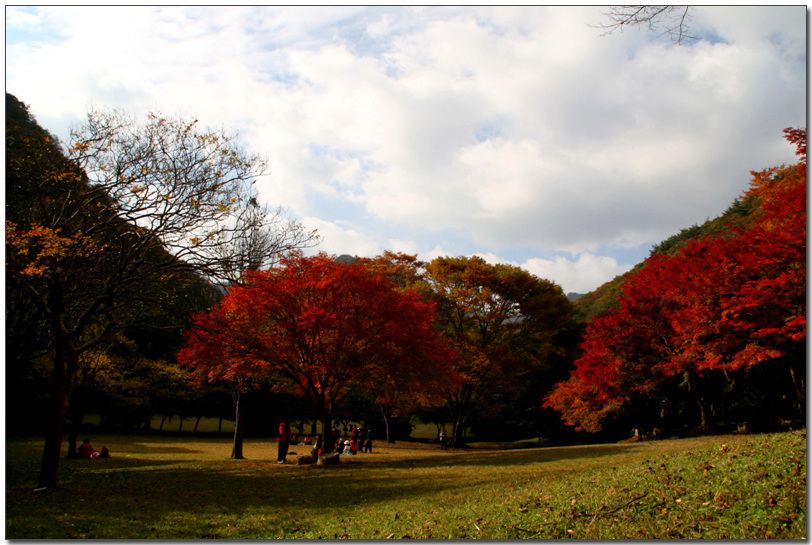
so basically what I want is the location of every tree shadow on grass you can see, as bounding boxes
[8,458,477,537]
[5,456,192,489]
[6,442,645,539]
[117,443,210,454]
[368,442,642,470]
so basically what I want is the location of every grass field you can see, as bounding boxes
[6,430,805,539]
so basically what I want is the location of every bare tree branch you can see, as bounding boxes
[593,6,697,45]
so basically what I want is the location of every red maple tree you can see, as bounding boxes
[546,128,806,433]
[177,252,457,453]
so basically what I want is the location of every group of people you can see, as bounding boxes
[334,425,373,455]
[276,422,374,463]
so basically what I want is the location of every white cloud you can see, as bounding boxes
[300,216,381,258]
[522,254,635,294]
[5,6,805,292]
[469,251,633,294]
[387,239,420,255]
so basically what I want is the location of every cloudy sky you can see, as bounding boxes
[6,6,806,293]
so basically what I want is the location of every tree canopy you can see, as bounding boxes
[421,256,575,446]
[177,252,458,452]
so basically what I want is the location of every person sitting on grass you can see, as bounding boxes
[78,438,101,459]
[311,436,322,458]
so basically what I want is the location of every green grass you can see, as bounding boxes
[6,430,805,539]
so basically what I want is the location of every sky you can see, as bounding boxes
[5,6,806,293]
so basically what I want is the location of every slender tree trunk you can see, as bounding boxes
[452,410,469,447]
[381,404,396,444]
[449,386,473,447]
[218,418,223,434]
[697,398,709,430]
[159,414,167,431]
[310,420,318,436]
[194,415,202,433]
[685,371,712,431]
[231,389,246,459]
[788,356,806,417]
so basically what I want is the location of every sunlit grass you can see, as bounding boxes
[6,430,805,539]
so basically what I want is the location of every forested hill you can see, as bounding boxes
[573,170,789,322]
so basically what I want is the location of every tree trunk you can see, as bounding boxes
[683,371,712,432]
[310,420,318,436]
[38,333,78,490]
[320,411,334,454]
[697,397,709,430]
[448,386,473,448]
[231,389,246,459]
[452,410,468,447]
[159,414,167,431]
[194,415,202,433]
[788,356,806,417]
[381,404,396,444]
[39,395,69,489]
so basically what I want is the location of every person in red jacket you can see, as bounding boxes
[277,422,291,463]
[78,438,100,459]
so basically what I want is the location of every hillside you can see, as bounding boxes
[574,193,764,321]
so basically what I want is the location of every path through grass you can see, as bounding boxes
[6,431,805,539]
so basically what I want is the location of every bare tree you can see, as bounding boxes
[6,99,317,489]
[214,202,319,285]
[594,6,697,45]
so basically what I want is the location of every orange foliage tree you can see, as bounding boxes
[423,256,574,446]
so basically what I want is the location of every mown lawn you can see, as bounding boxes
[6,430,805,539]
